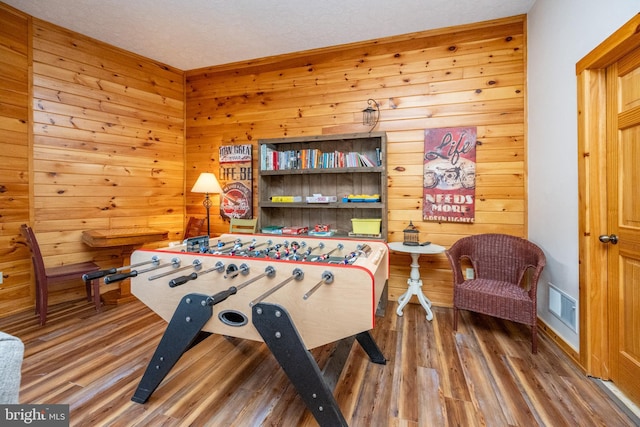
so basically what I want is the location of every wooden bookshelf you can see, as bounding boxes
[258,132,387,239]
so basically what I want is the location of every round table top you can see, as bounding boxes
[388,241,445,255]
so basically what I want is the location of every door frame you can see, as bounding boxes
[577,13,640,378]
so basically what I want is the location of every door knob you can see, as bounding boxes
[599,234,619,244]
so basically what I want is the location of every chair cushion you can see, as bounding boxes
[454,278,535,325]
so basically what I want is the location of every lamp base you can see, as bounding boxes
[203,193,213,236]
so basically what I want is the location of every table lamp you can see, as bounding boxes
[191,172,222,236]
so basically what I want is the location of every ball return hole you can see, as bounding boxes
[218,310,248,327]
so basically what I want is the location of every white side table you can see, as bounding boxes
[388,241,445,321]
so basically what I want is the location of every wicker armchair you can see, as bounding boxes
[445,234,546,353]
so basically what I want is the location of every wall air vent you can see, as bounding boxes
[548,283,577,332]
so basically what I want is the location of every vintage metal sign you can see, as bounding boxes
[218,144,253,219]
[423,127,476,223]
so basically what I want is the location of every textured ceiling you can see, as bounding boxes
[4,0,535,70]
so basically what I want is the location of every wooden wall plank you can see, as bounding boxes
[31,21,183,96]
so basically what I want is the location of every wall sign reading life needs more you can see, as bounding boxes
[423,127,476,223]
[219,144,253,220]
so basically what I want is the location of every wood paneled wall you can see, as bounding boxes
[1,3,526,317]
[185,16,527,306]
[0,2,186,317]
[0,4,30,314]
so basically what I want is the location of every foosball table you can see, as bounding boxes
[85,233,389,426]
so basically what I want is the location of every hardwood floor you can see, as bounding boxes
[0,298,637,427]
